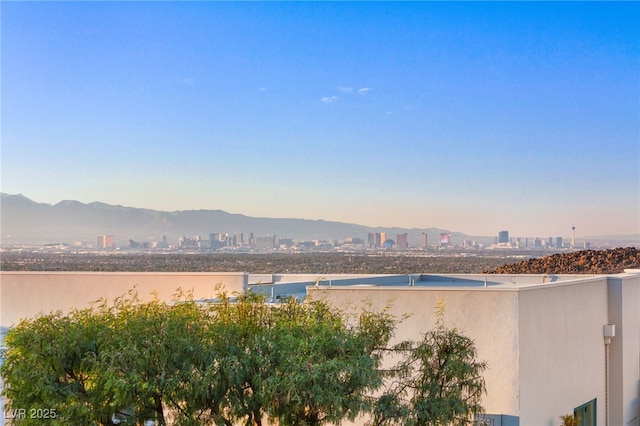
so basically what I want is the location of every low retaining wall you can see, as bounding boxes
[0,272,248,327]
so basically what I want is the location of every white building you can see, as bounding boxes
[1,270,638,426]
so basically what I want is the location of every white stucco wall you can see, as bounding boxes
[0,272,248,328]
[311,273,640,426]
[608,273,640,426]
[518,277,609,426]
[309,285,522,421]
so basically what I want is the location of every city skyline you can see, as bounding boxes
[2,2,639,238]
[2,192,635,249]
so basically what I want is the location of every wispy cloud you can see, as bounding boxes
[259,87,267,92]
[320,86,370,104]
[321,96,338,104]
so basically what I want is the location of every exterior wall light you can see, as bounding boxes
[603,324,615,345]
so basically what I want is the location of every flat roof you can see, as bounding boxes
[246,273,628,300]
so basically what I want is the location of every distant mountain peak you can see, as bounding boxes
[1,192,43,206]
[1,192,474,245]
[55,200,85,207]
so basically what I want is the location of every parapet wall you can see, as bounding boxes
[0,272,248,328]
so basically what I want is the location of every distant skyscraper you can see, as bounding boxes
[254,235,276,249]
[278,238,293,248]
[209,233,224,249]
[440,232,451,247]
[368,232,382,248]
[97,235,114,248]
[179,236,199,248]
[157,235,169,249]
[498,231,509,244]
[556,237,563,249]
[421,232,428,249]
[396,233,408,249]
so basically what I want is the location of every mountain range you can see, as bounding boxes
[1,193,480,246]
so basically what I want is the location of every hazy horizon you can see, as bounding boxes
[2,2,639,237]
[3,192,639,244]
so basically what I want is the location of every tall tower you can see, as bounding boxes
[571,226,576,248]
[397,233,408,249]
[498,230,509,244]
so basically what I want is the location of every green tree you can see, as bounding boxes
[265,299,397,426]
[92,291,215,425]
[0,306,116,425]
[1,290,215,426]
[198,291,275,426]
[371,302,487,426]
[1,291,486,426]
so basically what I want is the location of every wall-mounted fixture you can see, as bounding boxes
[603,324,615,345]
[603,324,615,426]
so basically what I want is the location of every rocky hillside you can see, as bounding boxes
[487,247,640,274]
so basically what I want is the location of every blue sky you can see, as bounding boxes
[2,2,638,237]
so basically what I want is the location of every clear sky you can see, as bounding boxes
[2,1,639,238]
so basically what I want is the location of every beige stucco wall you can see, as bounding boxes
[0,272,247,328]
[518,277,609,426]
[608,273,640,426]
[312,275,640,426]
[308,285,522,420]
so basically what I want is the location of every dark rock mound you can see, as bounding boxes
[486,247,640,274]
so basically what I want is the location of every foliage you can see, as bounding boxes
[559,414,581,426]
[370,302,487,426]
[0,305,115,425]
[265,299,396,426]
[1,291,487,426]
